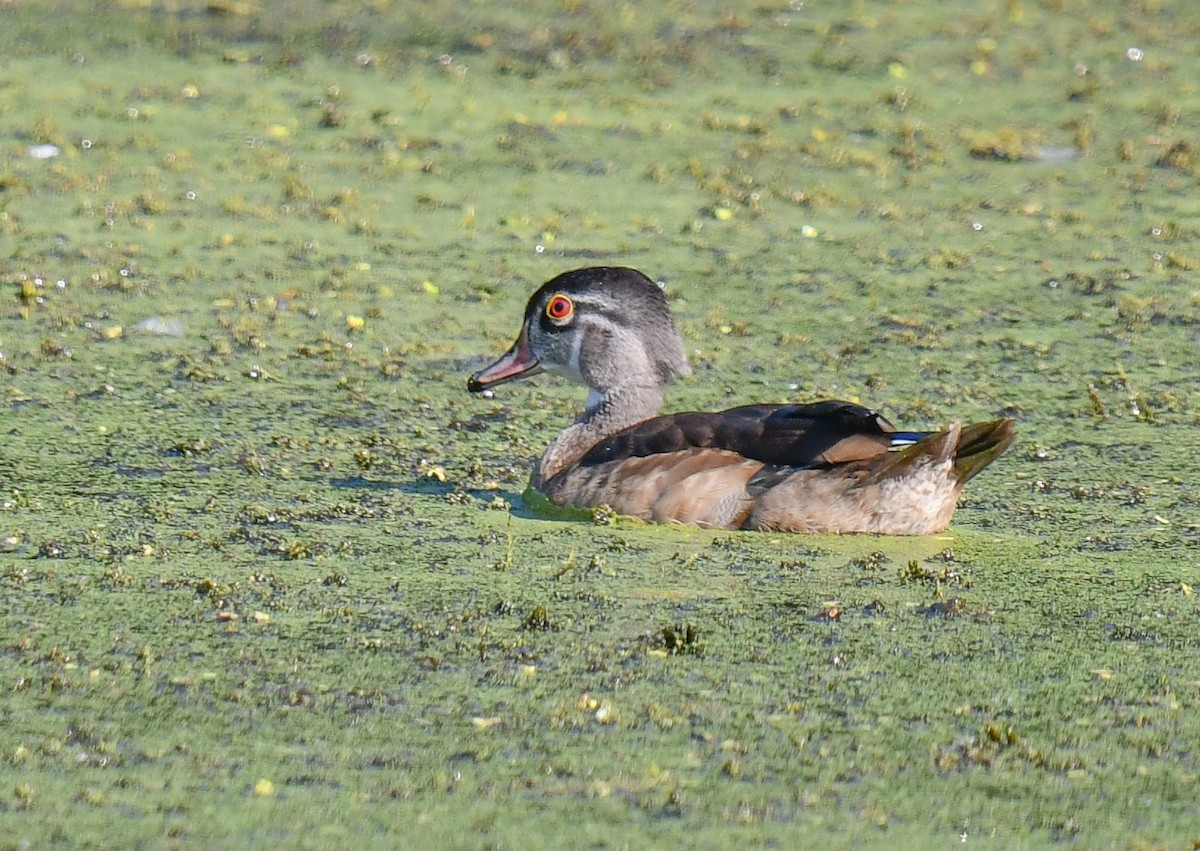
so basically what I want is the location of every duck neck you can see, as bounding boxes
[535,383,664,485]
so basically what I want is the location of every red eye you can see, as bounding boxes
[545,294,574,322]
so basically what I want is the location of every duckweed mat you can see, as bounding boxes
[1,1,1198,847]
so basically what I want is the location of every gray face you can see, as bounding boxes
[521,267,690,394]
[468,266,692,396]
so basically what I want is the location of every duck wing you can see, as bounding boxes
[579,401,925,469]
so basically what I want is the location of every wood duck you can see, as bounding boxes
[468,266,1015,535]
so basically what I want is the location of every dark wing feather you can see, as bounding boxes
[580,401,918,469]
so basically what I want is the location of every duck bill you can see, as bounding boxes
[467,329,543,392]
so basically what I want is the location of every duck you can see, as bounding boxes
[467,266,1015,535]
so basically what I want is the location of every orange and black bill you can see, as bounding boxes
[467,328,543,392]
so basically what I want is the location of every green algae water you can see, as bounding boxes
[1,1,1198,846]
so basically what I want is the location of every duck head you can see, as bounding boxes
[468,266,690,407]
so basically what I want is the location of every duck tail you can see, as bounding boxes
[871,419,1016,486]
[951,418,1017,485]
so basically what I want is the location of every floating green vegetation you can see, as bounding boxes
[1,0,1199,848]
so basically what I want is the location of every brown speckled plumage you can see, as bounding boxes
[468,267,1015,535]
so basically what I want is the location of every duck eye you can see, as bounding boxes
[545,294,574,322]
